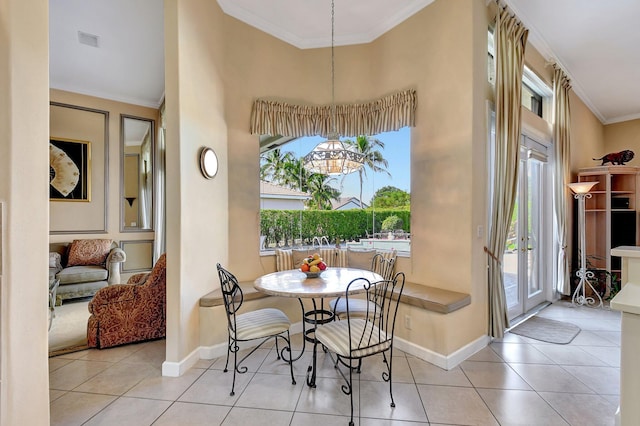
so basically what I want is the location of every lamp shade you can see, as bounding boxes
[567,181,598,194]
[302,138,365,175]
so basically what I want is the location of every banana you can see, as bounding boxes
[310,258,322,266]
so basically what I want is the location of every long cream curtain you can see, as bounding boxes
[250,90,416,137]
[552,67,572,295]
[487,8,528,338]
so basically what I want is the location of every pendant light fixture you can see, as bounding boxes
[302,0,365,176]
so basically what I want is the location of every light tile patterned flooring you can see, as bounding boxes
[50,301,621,425]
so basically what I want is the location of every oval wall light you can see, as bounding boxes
[199,147,218,179]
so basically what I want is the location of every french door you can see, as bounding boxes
[504,136,549,320]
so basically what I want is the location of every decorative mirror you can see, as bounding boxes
[120,115,155,232]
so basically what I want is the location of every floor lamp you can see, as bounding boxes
[568,181,603,307]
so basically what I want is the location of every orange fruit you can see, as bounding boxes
[301,263,310,272]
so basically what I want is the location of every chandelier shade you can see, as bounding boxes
[302,0,365,176]
[302,136,365,175]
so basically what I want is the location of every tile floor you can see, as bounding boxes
[50,300,621,425]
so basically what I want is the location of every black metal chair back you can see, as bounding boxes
[371,252,396,281]
[344,272,405,353]
[316,271,406,426]
[215,263,296,396]
[216,263,243,337]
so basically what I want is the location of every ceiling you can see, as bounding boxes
[49,0,640,124]
[49,0,165,108]
[505,0,640,124]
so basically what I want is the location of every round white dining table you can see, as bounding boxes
[253,267,383,299]
[254,267,383,387]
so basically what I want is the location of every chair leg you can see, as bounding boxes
[383,350,395,408]
[274,336,281,360]
[223,335,232,373]
[230,341,238,396]
[285,331,296,385]
[348,359,355,426]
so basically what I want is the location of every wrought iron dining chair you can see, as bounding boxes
[315,272,405,426]
[216,264,296,396]
[329,253,396,320]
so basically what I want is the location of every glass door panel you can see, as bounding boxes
[505,163,524,318]
[525,158,545,310]
[505,143,547,320]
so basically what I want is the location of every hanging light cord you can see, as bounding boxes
[330,0,337,136]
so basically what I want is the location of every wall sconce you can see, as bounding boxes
[199,147,218,179]
[125,197,137,207]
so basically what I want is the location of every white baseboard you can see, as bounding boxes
[394,334,491,370]
[162,345,201,377]
[169,323,489,376]
[197,321,305,363]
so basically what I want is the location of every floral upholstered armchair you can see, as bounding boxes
[87,253,166,349]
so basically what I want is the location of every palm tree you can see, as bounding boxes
[306,173,341,210]
[259,149,293,183]
[281,157,311,191]
[343,135,391,208]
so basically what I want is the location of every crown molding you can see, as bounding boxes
[50,83,163,109]
[503,0,607,124]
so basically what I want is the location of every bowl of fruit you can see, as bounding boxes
[300,253,327,278]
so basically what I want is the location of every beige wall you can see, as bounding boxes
[218,0,490,355]
[49,90,159,278]
[0,0,51,423]
[164,0,230,364]
[166,0,611,364]
[604,119,640,162]
[50,103,107,232]
[0,0,628,422]
[570,91,605,175]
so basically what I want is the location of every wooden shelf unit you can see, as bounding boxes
[578,166,639,291]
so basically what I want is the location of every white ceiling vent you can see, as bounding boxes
[77,31,99,48]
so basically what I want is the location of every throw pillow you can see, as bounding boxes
[347,248,376,271]
[274,248,293,271]
[292,249,312,269]
[66,239,113,267]
[49,252,62,269]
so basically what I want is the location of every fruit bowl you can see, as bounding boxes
[301,269,325,278]
[299,252,327,278]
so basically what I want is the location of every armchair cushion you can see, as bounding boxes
[57,265,108,284]
[67,239,113,266]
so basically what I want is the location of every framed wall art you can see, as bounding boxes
[49,102,108,234]
[49,137,91,201]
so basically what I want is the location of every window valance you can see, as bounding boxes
[250,89,416,138]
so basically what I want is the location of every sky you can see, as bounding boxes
[282,126,410,204]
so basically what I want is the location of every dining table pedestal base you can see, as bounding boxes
[301,299,335,388]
